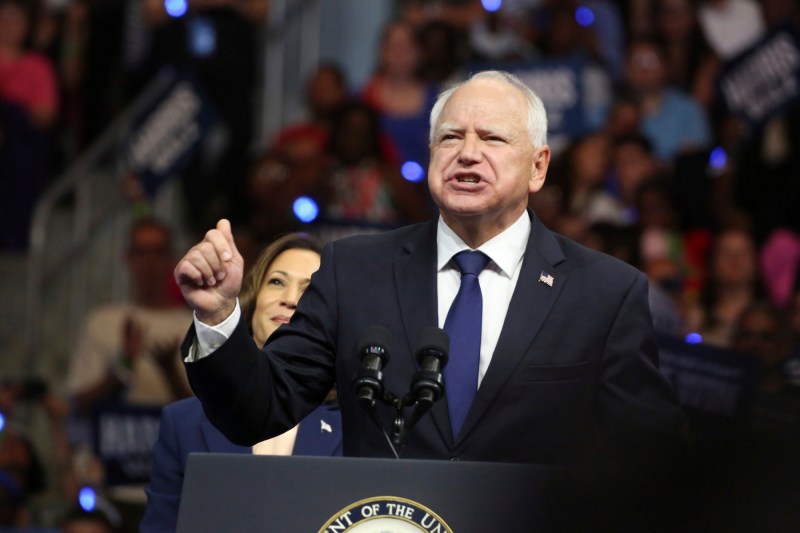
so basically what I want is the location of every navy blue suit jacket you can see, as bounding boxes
[185,212,684,465]
[140,397,342,532]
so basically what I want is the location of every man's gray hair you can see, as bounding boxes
[428,70,548,147]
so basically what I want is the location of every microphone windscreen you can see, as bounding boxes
[358,325,393,362]
[415,327,450,362]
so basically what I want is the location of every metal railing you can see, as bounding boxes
[24,70,180,376]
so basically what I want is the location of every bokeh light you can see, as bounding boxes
[708,146,727,170]
[685,332,703,345]
[164,0,187,18]
[401,161,425,182]
[79,487,96,512]
[293,196,319,223]
[575,6,595,27]
[481,0,503,12]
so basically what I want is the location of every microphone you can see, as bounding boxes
[352,325,392,410]
[410,327,449,409]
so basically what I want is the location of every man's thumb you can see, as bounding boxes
[216,219,239,261]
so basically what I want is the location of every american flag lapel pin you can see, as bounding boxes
[538,272,554,287]
[320,419,333,433]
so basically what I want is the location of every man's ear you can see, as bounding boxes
[529,146,551,194]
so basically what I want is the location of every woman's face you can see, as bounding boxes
[712,229,757,286]
[380,23,420,77]
[251,248,321,347]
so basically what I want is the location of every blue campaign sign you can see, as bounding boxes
[124,72,217,197]
[469,57,594,145]
[657,335,760,419]
[717,24,800,129]
[92,403,163,486]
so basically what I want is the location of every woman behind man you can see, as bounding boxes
[141,233,341,531]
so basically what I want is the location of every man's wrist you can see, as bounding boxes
[195,301,237,326]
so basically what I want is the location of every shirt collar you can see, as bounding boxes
[436,211,531,277]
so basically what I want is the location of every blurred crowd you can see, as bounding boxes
[2,0,800,530]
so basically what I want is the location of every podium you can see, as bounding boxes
[176,454,567,532]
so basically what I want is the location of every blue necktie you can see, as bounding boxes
[444,250,491,438]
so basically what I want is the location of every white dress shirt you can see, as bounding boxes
[436,212,530,386]
[190,211,531,388]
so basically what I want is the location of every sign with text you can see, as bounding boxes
[124,73,217,197]
[471,56,599,150]
[718,25,800,129]
[93,403,162,486]
[657,335,760,418]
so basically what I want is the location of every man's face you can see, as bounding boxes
[428,78,548,235]
[126,225,172,298]
[625,43,666,94]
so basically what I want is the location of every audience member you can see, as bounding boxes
[603,133,660,225]
[759,228,800,310]
[65,218,192,432]
[467,8,535,62]
[317,100,431,227]
[0,0,59,130]
[0,426,47,529]
[622,38,712,163]
[360,19,439,176]
[685,227,763,346]
[141,233,342,531]
[654,0,720,109]
[732,301,800,435]
[270,63,348,169]
[242,150,308,244]
[547,131,614,230]
[603,90,642,142]
[0,0,59,249]
[416,19,466,86]
[142,0,269,235]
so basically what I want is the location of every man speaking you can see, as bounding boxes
[175,70,684,467]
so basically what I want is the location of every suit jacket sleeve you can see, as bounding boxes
[597,271,686,463]
[182,243,340,446]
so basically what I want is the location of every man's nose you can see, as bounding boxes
[457,134,482,164]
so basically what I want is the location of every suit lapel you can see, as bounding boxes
[393,221,454,446]
[458,213,567,442]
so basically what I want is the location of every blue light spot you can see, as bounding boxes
[188,18,216,57]
[575,6,594,27]
[481,0,502,12]
[164,0,187,18]
[0,413,4,433]
[708,146,727,170]
[401,161,425,182]
[293,196,319,223]
[685,332,703,345]
[79,487,96,512]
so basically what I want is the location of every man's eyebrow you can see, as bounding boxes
[434,123,460,134]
